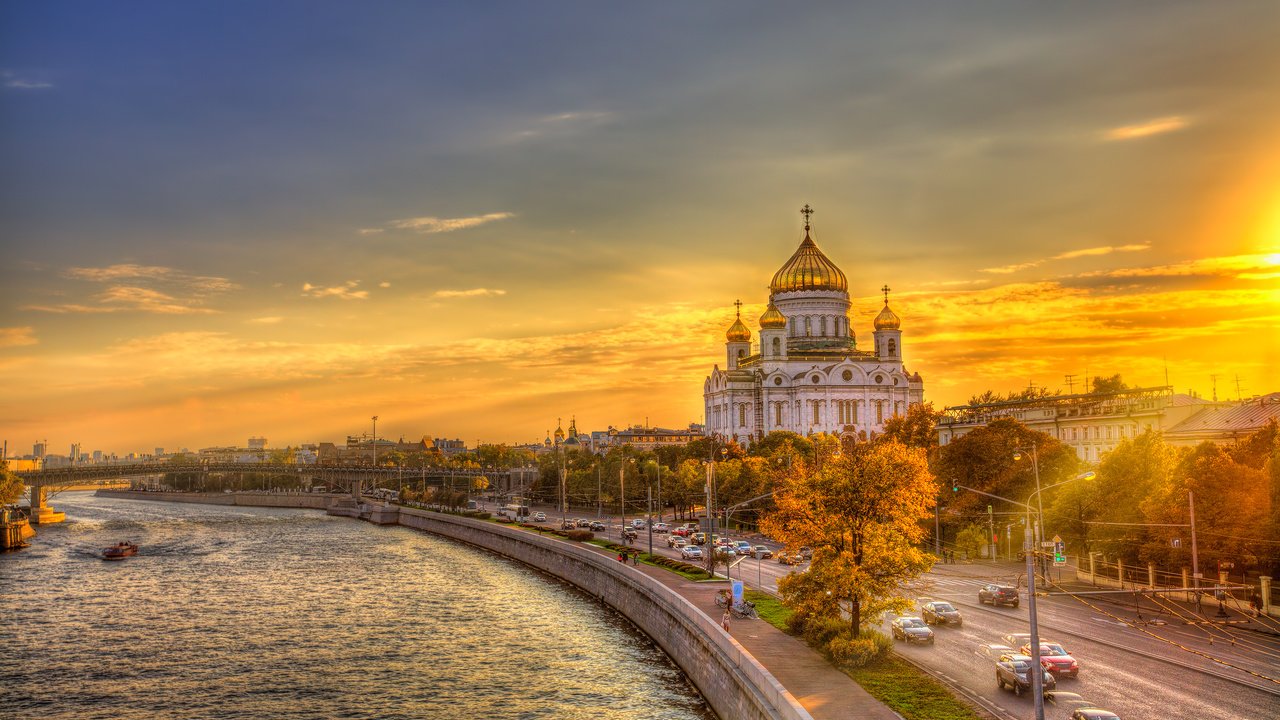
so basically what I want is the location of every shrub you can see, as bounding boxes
[567,530,594,542]
[826,629,892,669]
[800,616,847,648]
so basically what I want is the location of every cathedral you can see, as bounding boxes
[703,205,925,446]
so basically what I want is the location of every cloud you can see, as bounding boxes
[1075,252,1280,279]
[248,316,284,324]
[507,111,614,142]
[379,282,391,288]
[3,71,53,90]
[980,243,1152,274]
[302,281,368,300]
[1103,116,1189,141]
[24,264,236,314]
[432,288,507,299]
[0,327,38,348]
[359,212,514,236]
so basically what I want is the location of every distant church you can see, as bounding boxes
[703,205,925,446]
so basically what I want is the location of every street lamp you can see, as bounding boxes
[1013,444,1046,577]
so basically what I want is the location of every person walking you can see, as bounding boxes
[630,552,638,566]
[721,609,731,632]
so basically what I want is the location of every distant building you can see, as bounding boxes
[33,442,46,459]
[316,436,433,464]
[598,424,704,451]
[247,437,267,450]
[936,386,1277,462]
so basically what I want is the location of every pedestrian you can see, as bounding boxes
[617,552,625,563]
[721,609,731,632]
[1249,591,1262,617]
[631,552,638,566]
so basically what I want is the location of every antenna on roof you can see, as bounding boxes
[1064,374,1077,394]
[1235,375,1244,402]
[1163,357,1170,389]
[1210,374,1219,402]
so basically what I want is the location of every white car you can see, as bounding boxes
[667,535,687,548]
[680,545,703,560]
[652,522,670,534]
[532,512,546,522]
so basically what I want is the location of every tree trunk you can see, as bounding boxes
[850,597,861,635]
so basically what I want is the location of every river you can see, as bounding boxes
[0,492,715,719]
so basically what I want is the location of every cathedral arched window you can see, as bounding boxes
[812,402,821,426]
[820,316,828,336]
[771,337,781,355]
[774,404,782,427]
[739,405,746,427]
[737,348,746,359]
[888,338,896,356]
[803,317,811,337]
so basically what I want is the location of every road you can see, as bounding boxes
[523,506,1280,718]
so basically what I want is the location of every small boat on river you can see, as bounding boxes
[103,542,139,560]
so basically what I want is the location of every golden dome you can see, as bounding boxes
[726,315,752,343]
[770,231,848,293]
[874,302,901,330]
[759,301,786,329]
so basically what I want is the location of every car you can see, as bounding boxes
[920,600,963,627]
[621,528,638,541]
[751,545,773,559]
[666,535,687,548]
[672,527,690,537]
[979,584,1020,608]
[680,545,703,560]
[561,519,577,530]
[1071,709,1120,720]
[1019,641,1079,678]
[631,519,647,530]
[890,616,935,644]
[532,512,546,522]
[798,546,813,559]
[735,541,753,555]
[1001,633,1032,649]
[590,521,606,531]
[977,643,1014,661]
[995,654,1056,697]
[777,552,802,565]
[652,522,670,534]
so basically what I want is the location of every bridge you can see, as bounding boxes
[14,462,540,524]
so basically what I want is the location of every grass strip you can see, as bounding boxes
[744,589,792,631]
[845,654,984,720]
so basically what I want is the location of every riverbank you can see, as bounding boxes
[95,490,903,720]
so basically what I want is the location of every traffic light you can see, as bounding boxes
[951,482,958,493]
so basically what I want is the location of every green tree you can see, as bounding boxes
[954,524,986,560]
[1091,374,1129,394]
[934,418,1078,521]
[762,440,936,633]
[0,461,24,505]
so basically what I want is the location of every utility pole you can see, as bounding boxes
[647,484,653,556]
[988,505,995,561]
[1064,374,1076,394]
[1190,490,1200,608]
[1026,522,1045,720]
[934,502,941,558]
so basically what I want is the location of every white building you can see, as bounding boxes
[703,207,925,446]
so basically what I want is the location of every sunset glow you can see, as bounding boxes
[1,2,1277,454]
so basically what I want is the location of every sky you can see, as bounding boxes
[2,1,1278,455]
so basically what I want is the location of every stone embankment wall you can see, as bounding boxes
[93,491,807,720]
[397,508,808,720]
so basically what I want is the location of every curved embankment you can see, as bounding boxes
[94,491,809,720]
[398,508,809,720]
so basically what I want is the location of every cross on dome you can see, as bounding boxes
[801,204,814,231]
[881,284,891,304]
[733,298,743,317]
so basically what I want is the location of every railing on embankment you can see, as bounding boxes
[93,490,809,720]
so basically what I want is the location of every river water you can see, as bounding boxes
[0,492,715,719]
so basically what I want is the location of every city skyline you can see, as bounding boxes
[2,2,1278,453]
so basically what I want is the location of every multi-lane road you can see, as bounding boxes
[530,508,1280,719]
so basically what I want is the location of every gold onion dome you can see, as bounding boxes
[874,302,901,330]
[726,315,752,342]
[769,231,848,293]
[759,301,787,329]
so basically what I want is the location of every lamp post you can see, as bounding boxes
[1013,444,1045,577]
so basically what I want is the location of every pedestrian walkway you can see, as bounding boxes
[589,543,901,720]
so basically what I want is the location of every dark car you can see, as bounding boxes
[1071,709,1120,720]
[890,617,935,644]
[1020,641,1079,678]
[978,584,1020,608]
[589,521,606,531]
[920,600,963,627]
[996,654,1056,696]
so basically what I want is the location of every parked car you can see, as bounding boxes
[1019,641,1079,678]
[532,512,546,522]
[996,654,1056,697]
[920,600,963,627]
[751,545,773,559]
[1071,709,1120,720]
[667,535,687,548]
[680,545,703,560]
[979,584,1021,608]
[890,616,935,644]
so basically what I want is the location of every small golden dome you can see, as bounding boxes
[770,231,848,294]
[726,315,752,342]
[759,301,786,329]
[874,302,900,330]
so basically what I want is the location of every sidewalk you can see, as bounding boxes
[588,543,901,720]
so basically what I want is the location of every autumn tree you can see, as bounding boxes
[0,461,23,505]
[878,402,943,454]
[761,439,936,634]
[1090,374,1129,394]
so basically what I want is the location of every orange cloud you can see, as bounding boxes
[1103,116,1189,141]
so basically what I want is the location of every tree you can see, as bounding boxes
[761,440,936,633]
[954,524,986,560]
[879,402,943,454]
[0,461,23,505]
[934,418,1078,521]
[1091,374,1129,394]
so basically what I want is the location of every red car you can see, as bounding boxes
[1020,641,1079,678]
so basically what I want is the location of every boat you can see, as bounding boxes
[103,542,139,560]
